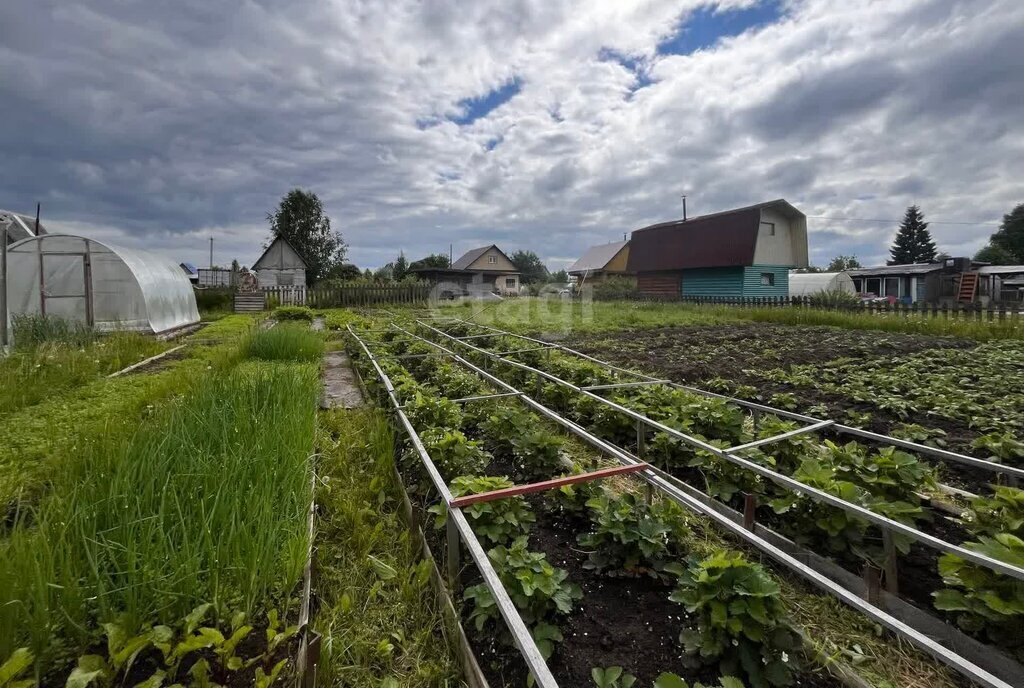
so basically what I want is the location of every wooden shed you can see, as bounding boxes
[253,237,308,288]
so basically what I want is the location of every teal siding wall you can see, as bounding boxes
[741,265,790,297]
[680,267,744,297]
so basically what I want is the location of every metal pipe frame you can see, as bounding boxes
[727,420,836,453]
[385,323,1012,688]
[492,345,555,357]
[347,326,559,688]
[443,317,1024,480]
[418,320,1024,581]
[581,379,672,391]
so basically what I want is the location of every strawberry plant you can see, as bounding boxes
[973,432,1024,465]
[591,666,636,688]
[429,476,535,545]
[578,490,678,577]
[417,428,490,480]
[511,428,568,480]
[892,423,948,448]
[933,534,1024,659]
[480,405,534,456]
[822,441,936,504]
[668,551,800,688]
[961,486,1024,539]
[463,537,581,658]
[402,392,464,431]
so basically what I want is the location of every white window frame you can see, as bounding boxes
[487,255,496,264]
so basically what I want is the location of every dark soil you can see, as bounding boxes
[561,324,994,471]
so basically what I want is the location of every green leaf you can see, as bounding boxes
[368,555,398,580]
[653,673,689,688]
[254,659,288,688]
[0,649,34,688]
[718,678,745,688]
[932,589,971,612]
[132,671,165,688]
[64,656,108,688]
[184,604,213,635]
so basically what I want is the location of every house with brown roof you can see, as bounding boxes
[627,199,808,298]
[410,244,520,296]
[567,240,632,284]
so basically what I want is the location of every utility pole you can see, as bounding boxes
[1,222,7,350]
[209,237,214,269]
[681,195,687,221]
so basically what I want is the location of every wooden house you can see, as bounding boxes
[627,200,808,298]
[567,240,632,284]
[253,236,308,288]
[411,245,520,296]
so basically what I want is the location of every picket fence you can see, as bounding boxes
[262,284,432,308]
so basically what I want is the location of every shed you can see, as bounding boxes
[253,236,308,287]
[789,272,855,297]
[567,240,631,283]
[5,234,199,334]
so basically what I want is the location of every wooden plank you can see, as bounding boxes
[449,462,650,508]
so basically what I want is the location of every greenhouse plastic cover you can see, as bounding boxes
[6,234,199,334]
[789,271,855,297]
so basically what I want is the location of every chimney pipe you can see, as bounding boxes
[682,195,687,221]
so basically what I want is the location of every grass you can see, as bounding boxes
[0,316,254,517]
[314,408,463,687]
[0,332,168,416]
[414,298,1024,340]
[10,314,98,349]
[243,323,325,362]
[0,361,319,672]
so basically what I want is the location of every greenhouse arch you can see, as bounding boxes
[6,234,200,334]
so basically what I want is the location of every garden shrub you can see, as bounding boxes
[271,305,314,321]
[668,551,801,687]
[592,276,638,301]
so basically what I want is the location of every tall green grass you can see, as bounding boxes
[243,323,325,362]
[11,314,97,349]
[314,409,461,687]
[0,332,168,416]
[0,363,318,668]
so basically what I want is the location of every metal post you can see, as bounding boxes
[882,529,900,595]
[446,516,461,591]
[1,224,7,349]
[743,493,757,531]
[863,564,883,605]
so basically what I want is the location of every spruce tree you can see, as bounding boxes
[888,205,938,265]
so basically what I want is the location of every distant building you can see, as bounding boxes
[179,262,200,284]
[627,200,808,298]
[567,240,632,284]
[252,236,308,288]
[410,244,520,296]
[849,258,1024,305]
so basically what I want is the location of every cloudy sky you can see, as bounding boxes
[2,0,1022,271]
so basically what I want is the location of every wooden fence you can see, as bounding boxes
[614,293,1024,321]
[262,284,432,308]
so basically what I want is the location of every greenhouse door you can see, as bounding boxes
[40,252,93,326]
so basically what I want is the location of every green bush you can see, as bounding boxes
[271,305,314,321]
[193,287,235,312]
[668,551,801,687]
[592,276,638,301]
[242,324,324,362]
[805,287,859,308]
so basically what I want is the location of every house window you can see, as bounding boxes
[505,277,516,288]
[760,221,776,236]
[488,256,496,264]
[277,272,294,286]
[760,272,775,287]
[866,278,881,296]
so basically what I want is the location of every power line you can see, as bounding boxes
[806,215,997,227]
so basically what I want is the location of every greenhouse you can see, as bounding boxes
[5,234,199,335]
[789,270,856,297]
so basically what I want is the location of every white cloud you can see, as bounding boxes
[1,0,1021,270]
